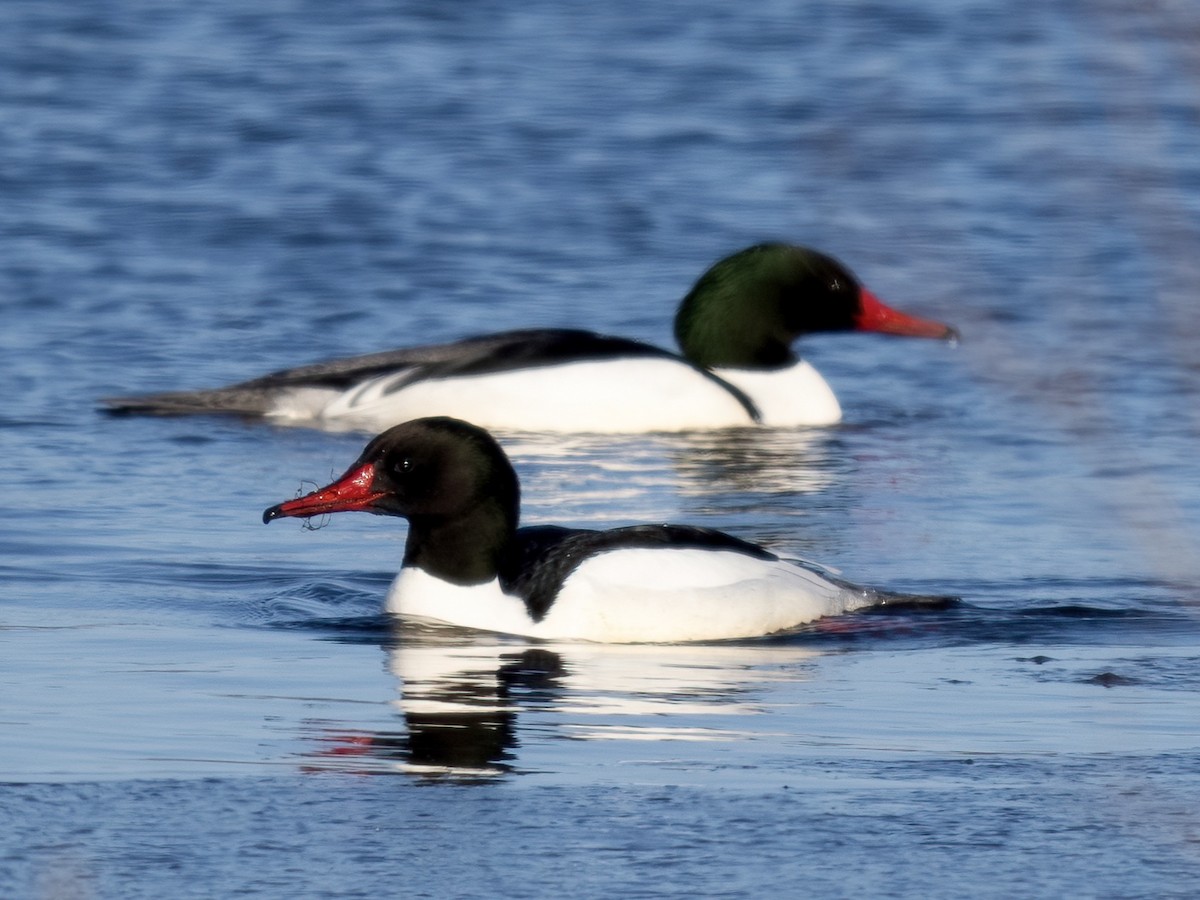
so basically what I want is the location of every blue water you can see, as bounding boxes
[3,0,1200,896]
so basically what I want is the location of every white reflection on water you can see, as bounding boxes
[505,427,841,515]
[290,609,1200,782]
[298,623,821,778]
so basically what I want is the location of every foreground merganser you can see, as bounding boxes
[263,417,948,642]
[107,244,956,433]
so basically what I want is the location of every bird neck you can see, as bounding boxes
[403,499,517,586]
[674,252,798,369]
[675,291,797,369]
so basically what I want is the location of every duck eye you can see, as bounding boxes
[392,457,414,476]
[828,277,844,292]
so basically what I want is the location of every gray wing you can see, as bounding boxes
[101,329,674,417]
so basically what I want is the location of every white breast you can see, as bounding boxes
[712,359,842,426]
[386,549,871,643]
[386,568,538,636]
[271,358,759,434]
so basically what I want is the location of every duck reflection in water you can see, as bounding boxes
[294,625,877,779]
[303,637,566,778]
[505,424,843,514]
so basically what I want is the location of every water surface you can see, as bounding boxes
[2,1,1199,896]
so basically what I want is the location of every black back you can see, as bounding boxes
[104,328,760,421]
[258,329,670,390]
[500,524,778,622]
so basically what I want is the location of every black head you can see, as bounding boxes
[264,418,522,585]
[264,417,520,530]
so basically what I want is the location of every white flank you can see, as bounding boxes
[387,548,871,643]
[264,357,841,432]
[267,386,343,421]
[318,358,757,433]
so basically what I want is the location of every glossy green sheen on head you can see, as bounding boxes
[673,243,868,369]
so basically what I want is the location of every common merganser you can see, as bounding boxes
[263,417,949,642]
[107,244,956,433]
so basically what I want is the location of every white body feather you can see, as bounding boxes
[266,358,841,433]
[386,547,870,643]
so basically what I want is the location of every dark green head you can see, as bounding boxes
[674,243,955,369]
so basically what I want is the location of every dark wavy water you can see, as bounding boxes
[3,1,1200,897]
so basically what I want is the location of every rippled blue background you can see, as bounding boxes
[3,1,1199,897]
